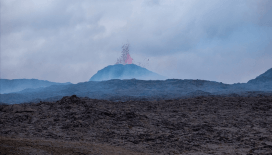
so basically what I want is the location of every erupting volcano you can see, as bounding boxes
[89,44,165,81]
[115,43,133,65]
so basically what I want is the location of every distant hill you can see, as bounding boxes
[0,79,230,104]
[0,79,71,94]
[247,68,272,84]
[1,67,272,104]
[89,64,166,81]
[1,78,272,104]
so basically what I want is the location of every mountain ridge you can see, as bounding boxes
[1,68,272,104]
[0,79,71,94]
[1,78,272,104]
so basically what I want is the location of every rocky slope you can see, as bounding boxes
[1,95,272,154]
[89,64,166,81]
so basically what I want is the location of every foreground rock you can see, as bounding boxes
[1,95,272,154]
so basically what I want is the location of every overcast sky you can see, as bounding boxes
[1,0,272,84]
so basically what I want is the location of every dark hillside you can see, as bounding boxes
[0,79,232,104]
[248,68,272,84]
[1,68,272,104]
[1,78,272,104]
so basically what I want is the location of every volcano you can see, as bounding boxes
[89,64,166,81]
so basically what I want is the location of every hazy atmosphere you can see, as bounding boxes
[1,0,272,84]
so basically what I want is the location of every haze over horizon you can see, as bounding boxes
[1,0,272,84]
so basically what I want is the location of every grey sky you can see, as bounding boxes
[1,0,272,84]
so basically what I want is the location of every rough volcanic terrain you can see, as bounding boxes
[1,95,272,154]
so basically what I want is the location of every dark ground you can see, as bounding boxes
[1,95,272,155]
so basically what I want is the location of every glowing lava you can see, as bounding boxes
[125,53,133,64]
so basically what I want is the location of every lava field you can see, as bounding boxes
[1,95,272,154]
